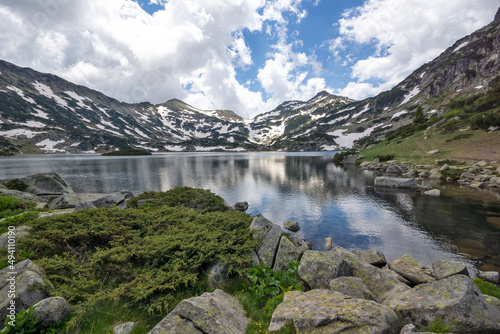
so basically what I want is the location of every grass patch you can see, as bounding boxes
[0,195,36,220]
[374,154,395,162]
[17,187,257,333]
[474,278,500,299]
[445,133,473,142]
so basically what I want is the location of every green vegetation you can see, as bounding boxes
[101,149,152,156]
[413,106,425,124]
[16,187,256,332]
[418,316,454,333]
[3,179,28,192]
[1,306,39,334]
[234,261,303,334]
[332,150,358,165]
[0,195,36,221]
[474,278,500,299]
[374,154,395,162]
[284,115,311,133]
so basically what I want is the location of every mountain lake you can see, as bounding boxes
[1,151,499,273]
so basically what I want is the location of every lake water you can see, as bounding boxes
[1,152,500,273]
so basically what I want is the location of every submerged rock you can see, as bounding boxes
[374,177,420,189]
[269,290,399,334]
[233,201,249,211]
[283,220,300,232]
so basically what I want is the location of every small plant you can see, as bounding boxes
[418,316,454,333]
[3,179,28,192]
[474,278,500,299]
[374,154,395,162]
[1,306,39,334]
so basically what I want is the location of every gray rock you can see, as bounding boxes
[388,254,435,285]
[233,201,249,211]
[249,214,273,244]
[478,271,500,284]
[329,276,374,300]
[485,295,500,314]
[426,150,440,155]
[0,225,31,249]
[399,324,417,334]
[0,173,74,196]
[33,297,71,328]
[269,290,399,334]
[289,234,312,254]
[431,259,469,280]
[0,188,40,203]
[148,289,248,334]
[359,248,387,267]
[273,236,301,271]
[424,189,441,196]
[38,208,74,218]
[51,191,133,210]
[257,224,283,267]
[283,220,300,232]
[325,237,333,250]
[385,275,500,333]
[421,180,433,190]
[207,263,228,288]
[298,248,409,302]
[113,322,136,334]
[440,164,450,171]
[374,177,420,189]
[343,155,359,165]
[387,164,403,174]
[382,268,412,286]
[0,260,54,324]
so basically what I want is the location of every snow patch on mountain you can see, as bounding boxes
[7,86,36,104]
[36,139,65,152]
[33,82,68,108]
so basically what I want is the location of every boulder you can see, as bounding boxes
[273,236,301,271]
[113,322,136,334]
[374,177,420,189]
[257,224,283,267]
[50,191,133,210]
[485,295,500,314]
[478,271,500,284]
[298,248,409,302]
[329,276,374,300]
[233,201,249,211]
[431,259,469,280]
[359,248,387,267]
[32,297,71,328]
[269,290,399,334]
[0,260,54,324]
[289,234,312,253]
[207,263,228,288]
[249,214,273,244]
[388,254,435,285]
[424,189,441,196]
[0,188,40,203]
[148,289,248,334]
[283,220,300,232]
[384,275,500,333]
[421,180,433,190]
[0,173,74,196]
[400,324,417,334]
[381,268,412,286]
[426,150,440,155]
[386,164,403,174]
[0,225,31,249]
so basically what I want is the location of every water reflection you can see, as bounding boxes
[0,152,499,272]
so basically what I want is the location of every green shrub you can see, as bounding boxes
[127,187,230,213]
[1,305,39,334]
[374,154,395,162]
[19,196,256,329]
[474,278,500,299]
[469,111,500,129]
[413,106,425,124]
[3,179,28,192]
[0,196,36,220]
[445,133,473,142]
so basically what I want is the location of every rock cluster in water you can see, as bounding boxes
[356,157,500,190]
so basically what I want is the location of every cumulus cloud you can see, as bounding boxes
[0,0,318,118]
[335,0,498,100]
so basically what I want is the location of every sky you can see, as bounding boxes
[0,1,498,119]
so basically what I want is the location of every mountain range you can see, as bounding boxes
[0,9,499,155]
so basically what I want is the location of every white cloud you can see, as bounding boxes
[0,0,314,119]
[335,0,499,99]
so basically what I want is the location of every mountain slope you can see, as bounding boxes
[0,8,499,155]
